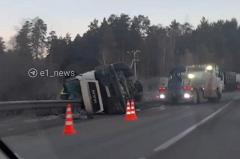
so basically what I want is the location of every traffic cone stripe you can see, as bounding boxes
[65,121,73,125]
[66,114,72,118]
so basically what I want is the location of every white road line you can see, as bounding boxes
[24,116,58,123]
[136,109,141,112]
[153,100,234,152]
[150,106,166,111]
[160,106,166,111]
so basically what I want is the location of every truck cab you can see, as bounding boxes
[186,64,224,102]
[61,63,143,114]
[159,64,224,104]
[159,66,197,104]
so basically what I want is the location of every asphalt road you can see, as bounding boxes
[1,91,240,159]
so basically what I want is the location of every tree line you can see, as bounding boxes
[0,14,240,100]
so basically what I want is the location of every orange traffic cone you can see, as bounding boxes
[130,99,138,120]
[124,99,138,121]
[63,104,77,135]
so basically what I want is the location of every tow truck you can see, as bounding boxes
[158,64,224,104]
[60,63,143,114]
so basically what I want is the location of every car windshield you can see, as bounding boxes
[168,76,183,89]
[1,1,240,159]
[187,67,205,72]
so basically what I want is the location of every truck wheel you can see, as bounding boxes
[192,90,199,104]
[208,90,221,103]
[198,90,204,104]
[104,101,125,114]
[215,89,222,102]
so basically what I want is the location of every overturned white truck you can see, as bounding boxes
[60,63,143,114]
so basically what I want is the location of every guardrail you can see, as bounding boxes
[0,100,82,117]
[0,100,81,110]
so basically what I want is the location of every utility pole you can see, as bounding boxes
[128,50,140,81]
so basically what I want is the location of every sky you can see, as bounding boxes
[0,0,239,42]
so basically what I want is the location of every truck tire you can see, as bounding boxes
[192,90,199,104]
[207,89,221,103]
[198,89,204,104]
[104,100,125,114]
[215,89,222,102]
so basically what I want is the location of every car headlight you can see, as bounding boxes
[206,65,213,71]
[159,94,166,99]
[183,93,191,99]
[188,73,195,79]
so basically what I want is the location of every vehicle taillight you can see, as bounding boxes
[159,86,167,92]
[182,85,193,91]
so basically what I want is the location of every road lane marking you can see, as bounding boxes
[153,100,234,152]
[24,116,58,123]
[149,106,166,111]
